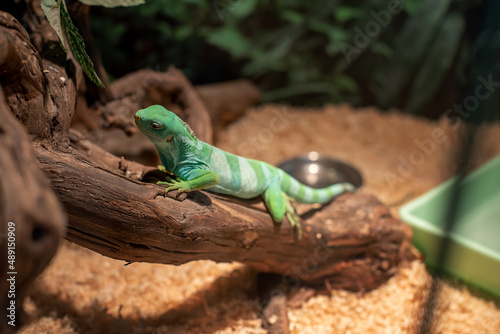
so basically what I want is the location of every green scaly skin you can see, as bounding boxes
[135,105,356,238]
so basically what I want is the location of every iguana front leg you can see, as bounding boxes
[157,169,219,193]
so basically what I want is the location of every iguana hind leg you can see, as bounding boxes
[263,182,302,239]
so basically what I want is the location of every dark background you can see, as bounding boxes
[90,0,499,119]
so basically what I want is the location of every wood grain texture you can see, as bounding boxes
[0,87,66,332]
[35,138,417,289]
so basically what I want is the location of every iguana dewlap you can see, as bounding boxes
[135,105,355,238]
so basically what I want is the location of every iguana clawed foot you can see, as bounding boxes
[157,175,192,193]
[157,165,192,193]
[285,200,302,239]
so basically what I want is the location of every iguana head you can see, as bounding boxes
[134,105,196,144]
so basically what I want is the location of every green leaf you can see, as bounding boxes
[308,20,335,35]
[41,0,66,51]
[243,35,294,76]
[406,13,465,113]
[326,28,350,55]
[335,75,358,93]
[371,42,393,59]
[206,28,250,58]
[281,10,305,25]
[401,0,423,15]
[334,6,362,24]
[231,0,258,19]
[60,2,104,87]
[174,26,192,40]
[184,0,206,5]
[78,0,145,7]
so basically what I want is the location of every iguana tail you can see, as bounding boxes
[277,168,355,204]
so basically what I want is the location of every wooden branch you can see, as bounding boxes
[0,12,48,141]
[0,4,77,148]
[0,85,66,331]
[34,134,417,290]
[0,7,70,329]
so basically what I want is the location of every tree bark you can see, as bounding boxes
[0,88,66,332]
[36,134,417,289]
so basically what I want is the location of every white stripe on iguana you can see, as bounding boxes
[288,178,300,197]
[261,163,272,180]
[210,148,231,185]
[238,156,258,196]
[316,190,329,203]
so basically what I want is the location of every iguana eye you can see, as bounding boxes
[151,122,162,130]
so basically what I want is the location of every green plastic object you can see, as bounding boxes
[399,154,500,298]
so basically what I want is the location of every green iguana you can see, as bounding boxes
[135,105,356,238]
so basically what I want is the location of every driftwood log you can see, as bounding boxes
[0,86,66,333]
[0,7,67,333]
[0,1,418,331]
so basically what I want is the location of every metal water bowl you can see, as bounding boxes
[278,151,363,189]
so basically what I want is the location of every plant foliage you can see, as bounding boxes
[90,0,484,114]
[41,0,145,87]
[79,0,145,7]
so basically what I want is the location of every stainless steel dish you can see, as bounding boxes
[278,151,363,189]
